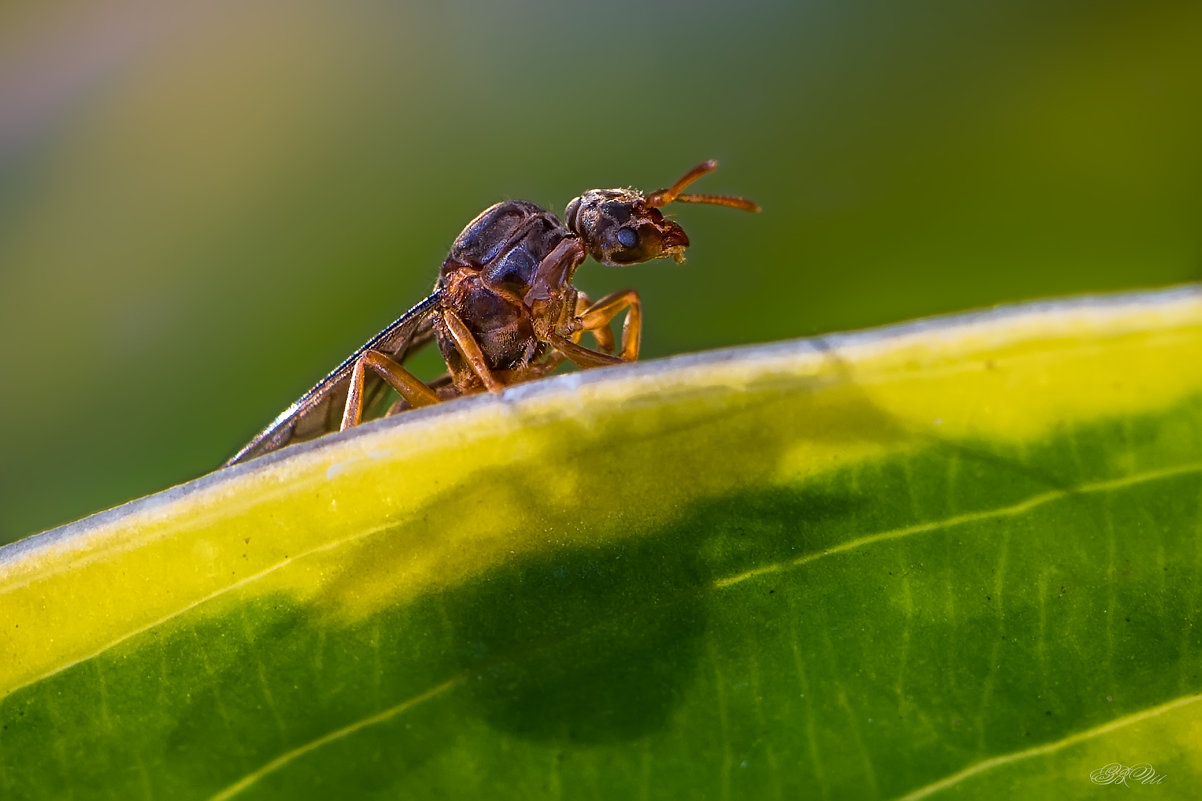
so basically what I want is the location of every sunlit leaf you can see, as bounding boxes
[2,286,1200,800]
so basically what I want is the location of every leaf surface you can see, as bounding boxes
[3,286,1201,800]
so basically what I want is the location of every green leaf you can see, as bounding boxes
[2,286,1201,800]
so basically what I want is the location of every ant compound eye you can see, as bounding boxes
[616,227,639,249]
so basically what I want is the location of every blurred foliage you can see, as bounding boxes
[1,0,1200,541]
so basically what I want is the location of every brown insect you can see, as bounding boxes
[226,160,758,465]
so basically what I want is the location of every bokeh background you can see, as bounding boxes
[1,1,1200,543]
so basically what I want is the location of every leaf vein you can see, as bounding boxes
[207,672,466,801]
[890,692,1202,801]
[711,461,1202,592]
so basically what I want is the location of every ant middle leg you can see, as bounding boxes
[442,309,505,393]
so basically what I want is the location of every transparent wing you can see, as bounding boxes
[225,292,441,465]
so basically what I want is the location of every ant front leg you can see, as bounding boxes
[341,351,441,430]
[578,289,642,361]
[572,291,614,353]
[545,333,625,368]
[543,289,641,369]
[537,294,591,375]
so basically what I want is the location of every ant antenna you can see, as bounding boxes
[646,160,761,213]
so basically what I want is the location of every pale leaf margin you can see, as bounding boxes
[2,283,1201,707]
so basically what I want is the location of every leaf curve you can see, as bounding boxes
[2,285,1201,800]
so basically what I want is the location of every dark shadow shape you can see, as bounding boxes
[439,483,869,745]
[443,533,710,744]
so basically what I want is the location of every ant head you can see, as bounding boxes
[564,160,759,267]
[564,188,689,266]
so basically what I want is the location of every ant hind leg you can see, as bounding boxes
[341,351,441,430]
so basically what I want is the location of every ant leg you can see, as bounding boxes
[546,332,624,368]
[341,351,441,430]
[578,289,641,361]
[545,290,637,369]
[574,291,615,353]
[443,309,505,392]
[385,374,455,416]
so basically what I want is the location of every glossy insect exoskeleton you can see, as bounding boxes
[226,160,758,465]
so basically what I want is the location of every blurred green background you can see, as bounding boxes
[1,1,1200,543]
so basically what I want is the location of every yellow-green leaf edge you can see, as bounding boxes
[2,284,1201,799]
